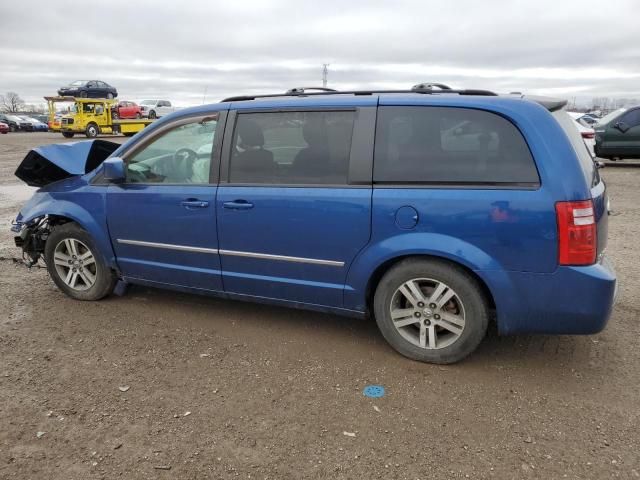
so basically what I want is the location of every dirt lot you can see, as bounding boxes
[0,132,639,479]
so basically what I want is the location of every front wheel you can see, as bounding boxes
[148,110,157,119]
[373,258,489,364]
[107,93,114,99]
[44,223,116,301]
[85,123,99,138]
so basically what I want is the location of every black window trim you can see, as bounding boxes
[219,107,375,188]
[92,110,228,186]
[372,105,541,189]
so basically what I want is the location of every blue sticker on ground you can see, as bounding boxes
[363,385,385,398]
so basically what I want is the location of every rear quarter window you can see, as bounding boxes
[552,110,599,187]
[374,106,539,185]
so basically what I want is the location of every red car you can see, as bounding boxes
[0,122,9,134]
[111,101,142,119]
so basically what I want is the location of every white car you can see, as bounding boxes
[139,100,177,119]
[567,112,596,157]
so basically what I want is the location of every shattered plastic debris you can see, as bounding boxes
[36,431,45,439]
[343,431,356,437]
[118,385,130,392]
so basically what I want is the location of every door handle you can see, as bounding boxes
[223,200,254,210]
[181,199,209,209]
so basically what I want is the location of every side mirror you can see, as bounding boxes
[614,121,630,133]
[103,157,126,183]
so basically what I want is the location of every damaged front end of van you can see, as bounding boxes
[11,139,120,266]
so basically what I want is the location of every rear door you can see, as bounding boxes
[216,106,375,307]
[106,111,227,290]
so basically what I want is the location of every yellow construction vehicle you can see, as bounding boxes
[45,96,154,138]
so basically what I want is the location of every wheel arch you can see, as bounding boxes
[20,200,117,270]
[363,254,497,318]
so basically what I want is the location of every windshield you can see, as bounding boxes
[140,100,156,105]
[7,115,21,121]
[597,108,626,126]
[70,80,87,86]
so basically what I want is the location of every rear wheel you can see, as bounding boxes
[9,124,16,132]
[148,110,157,119]
[62,132,75,138]
[107,93,114,99]
[135,112,141,119]
[373,258,489,364]
[80,91,87,98]
[85,123,99,138]
[44,223,116,301]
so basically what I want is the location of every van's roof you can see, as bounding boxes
[220,86,567,112]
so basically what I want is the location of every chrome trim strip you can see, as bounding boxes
[117,239,219,254]
[218,249,344,267]
[116,240,344,266]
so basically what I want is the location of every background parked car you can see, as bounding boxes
[139,99,176,119]
[0,122,8,134]
[567,112,596,156]
[17,116,48,132]
[58,80,118,99]
[594,106,640,160]
[0,114,30,131]
[111,101,143,119]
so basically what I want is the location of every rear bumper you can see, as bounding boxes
[482,257,617,335]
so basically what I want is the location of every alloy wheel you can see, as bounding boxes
[52,238,97,291]
[389,278,466,350]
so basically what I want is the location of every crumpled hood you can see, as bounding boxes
[14,139,120,187]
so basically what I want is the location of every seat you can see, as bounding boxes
[230,120,275,183]
[292,119,332,180]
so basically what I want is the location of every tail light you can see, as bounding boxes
[555,200,596,265]
[581,131,595,139]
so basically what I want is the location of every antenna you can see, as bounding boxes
[322,63,330,88]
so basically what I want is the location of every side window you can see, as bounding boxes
[374,106,539,184]
[125,115,219,184]
[620,109,640,128]
[228,111,355,184]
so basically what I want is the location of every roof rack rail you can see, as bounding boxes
[222,86,498,102]
[411,83,452,91]
[285,87,337,94]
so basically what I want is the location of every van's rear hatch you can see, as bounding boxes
[15,139,120,187]
[553,110,608,258]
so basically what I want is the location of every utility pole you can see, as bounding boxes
[202,86,208,104]
[322,64,330,88]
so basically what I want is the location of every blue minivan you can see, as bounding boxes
[12,85,617,363]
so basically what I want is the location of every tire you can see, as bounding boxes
[44,223,116,301]
[80,91,87,98]
[123,132,136,137]
[9,124,16,132]
[85,123,99,138]
[135,112,141,119]
[373,258,489,364]
[62,132,75,138]
[148,110,157,119]
[107,93,114,99]
[112,111,119,120]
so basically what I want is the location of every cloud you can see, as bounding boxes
[1,0,639,106]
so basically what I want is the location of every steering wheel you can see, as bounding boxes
[173,147,198,163]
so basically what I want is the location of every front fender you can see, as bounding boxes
[18,193,116,270]
[344,232,505,311]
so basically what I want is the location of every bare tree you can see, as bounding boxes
[0,92,25,113]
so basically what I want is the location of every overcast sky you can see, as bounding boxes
[1,0,639,107]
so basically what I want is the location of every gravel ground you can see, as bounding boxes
[0,132,639,479]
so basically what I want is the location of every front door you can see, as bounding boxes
[107,111,226,291]
[216,107,375,308]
